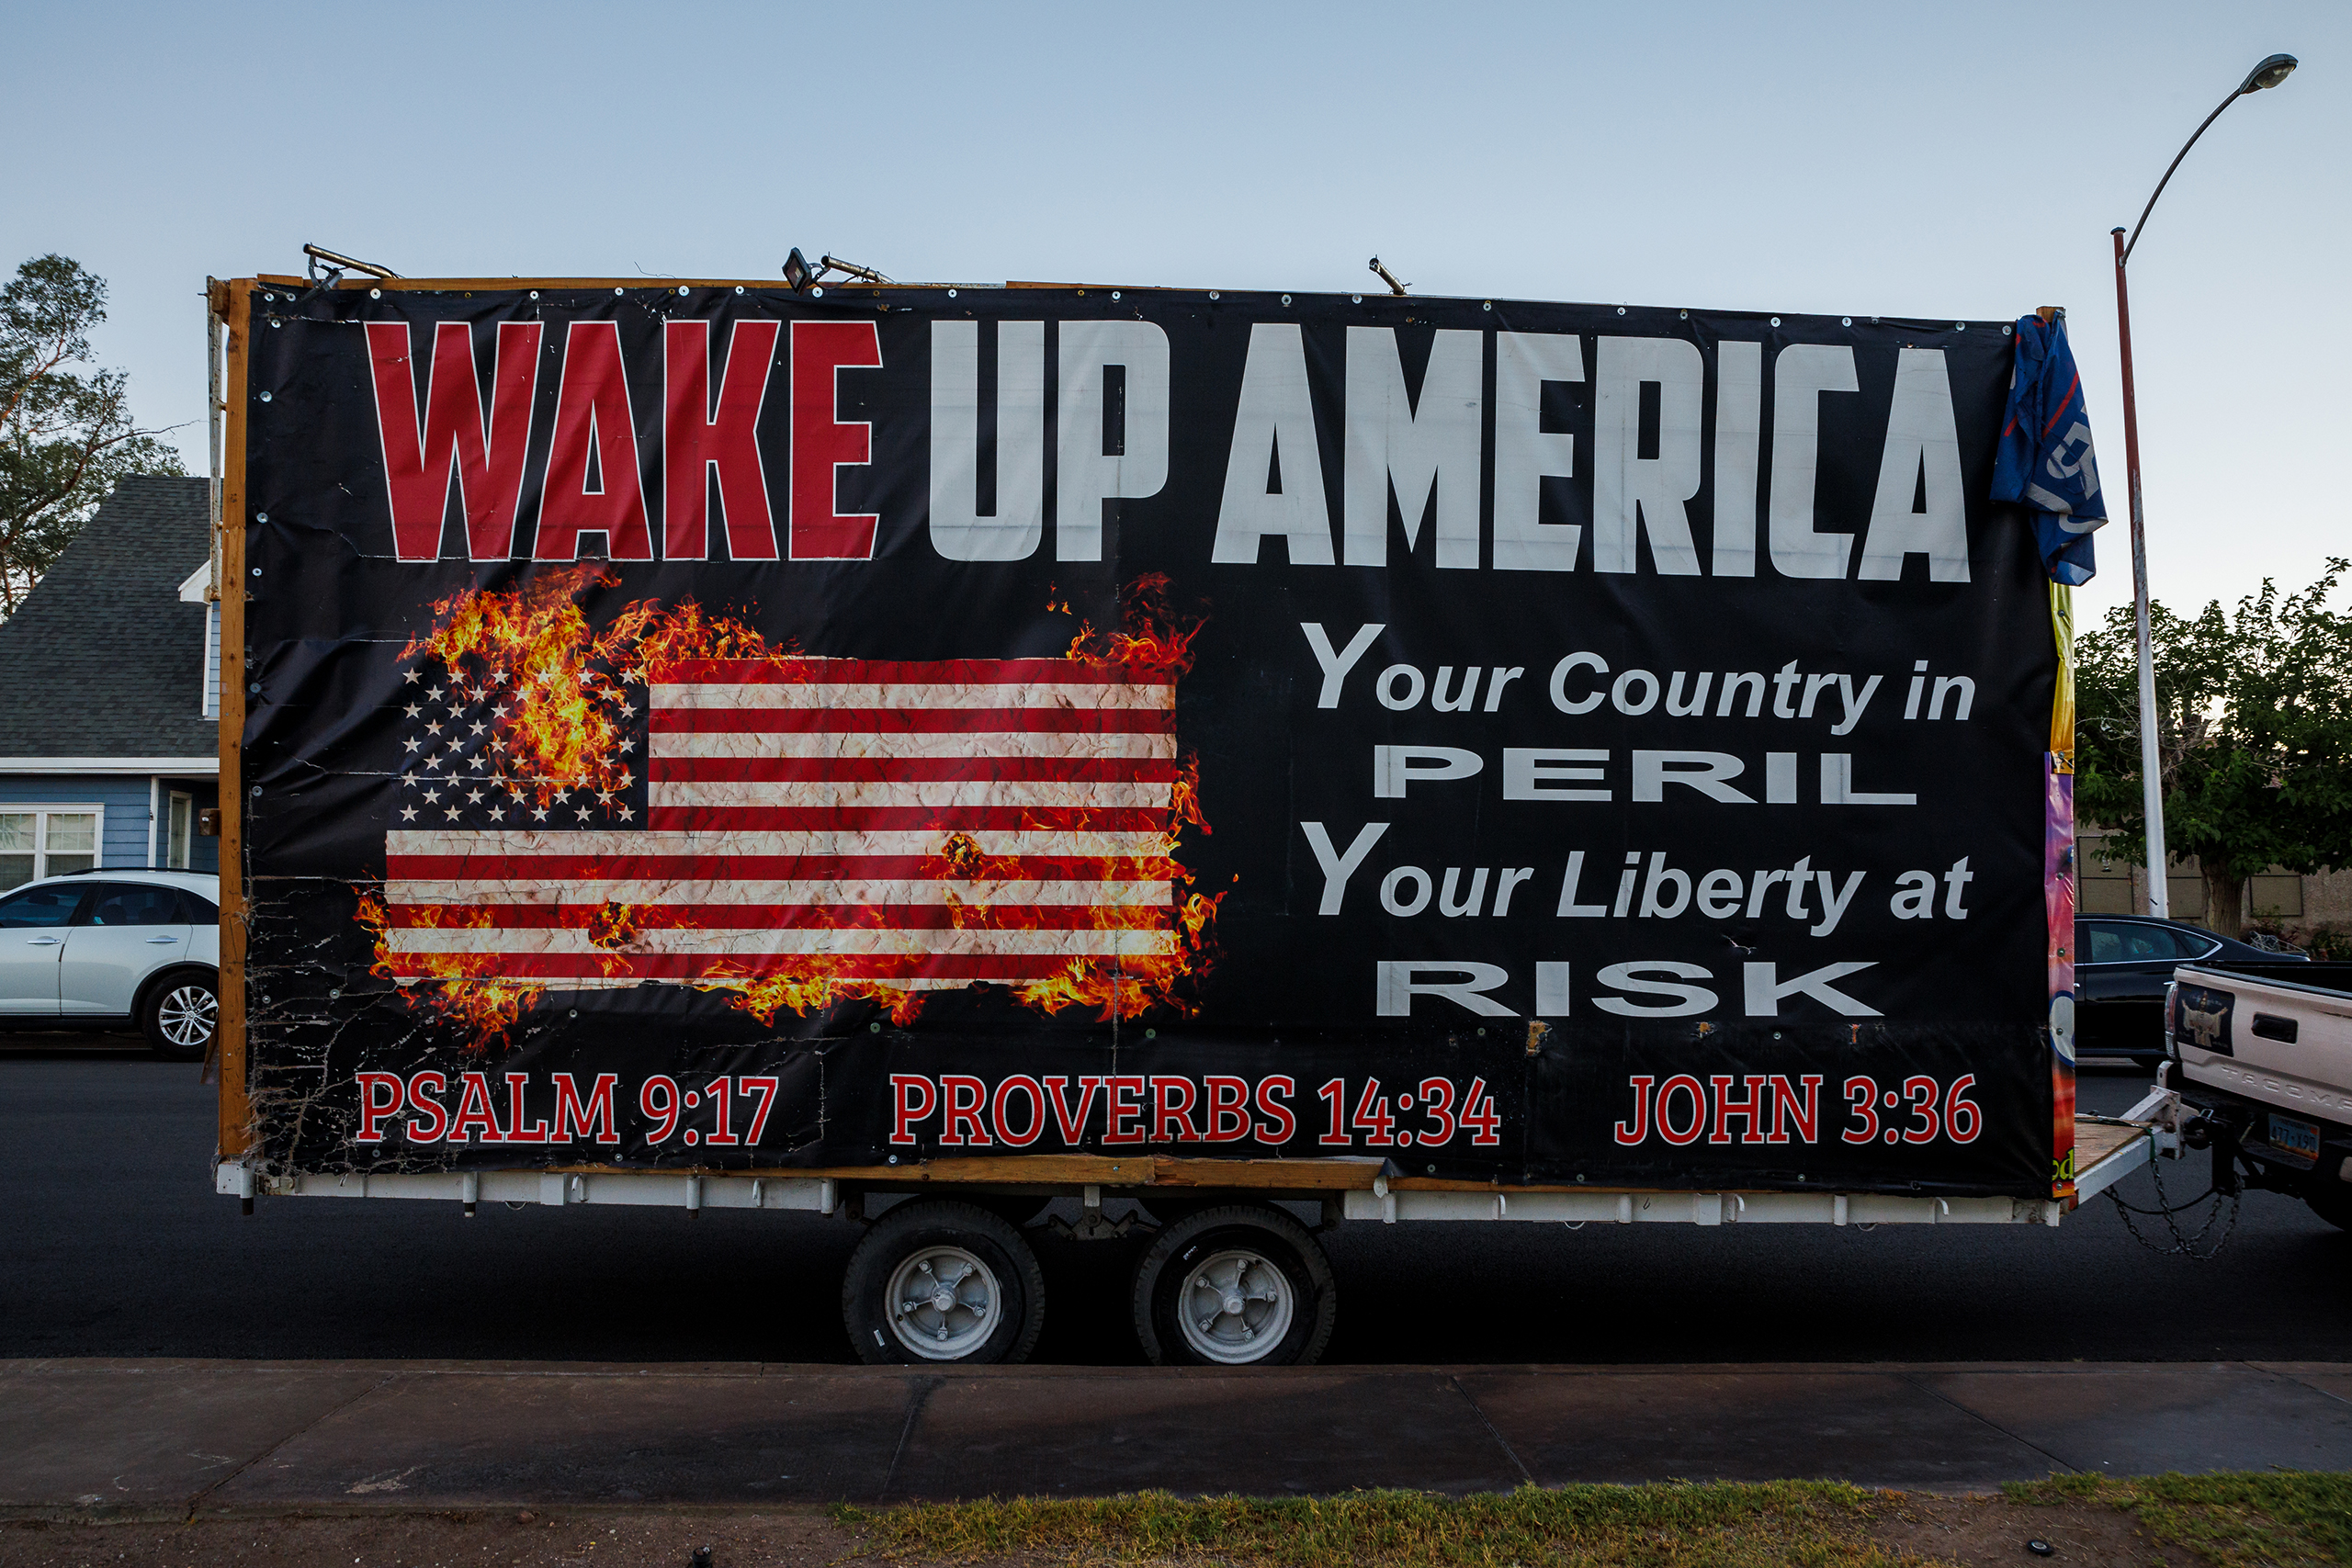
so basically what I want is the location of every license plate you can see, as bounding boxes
[2268,1112,2322,1168]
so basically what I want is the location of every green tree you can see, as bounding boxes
[2075,560,2352,938]
[0,254,186,617]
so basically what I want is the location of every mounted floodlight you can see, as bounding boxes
[302,243,401,281]
[820,254,894,286]
[1368,256,1409,297]
[2240,52,2298,92]
[783,248,817,290]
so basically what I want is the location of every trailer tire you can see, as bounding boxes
[1132,1204,1336,1367]
[842,1201,1046,1366]
[2305,1179,2352,1233]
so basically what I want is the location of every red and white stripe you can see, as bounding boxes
[381,658,1181,987]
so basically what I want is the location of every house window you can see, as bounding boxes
[2248,871,2304,919]
[0,807,102,890]
[167,793,194,870]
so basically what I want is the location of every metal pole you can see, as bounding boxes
[2109,228,2169,919]
[2104,53,2296,922]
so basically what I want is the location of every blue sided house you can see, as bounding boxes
[0,476,221,889]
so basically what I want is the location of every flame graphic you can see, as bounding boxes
[370,570,1220,1047]
[356,892,542,1052]
[979,577,1220,1021]
[1062,573,1202,682]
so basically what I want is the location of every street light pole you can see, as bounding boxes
[2109,51,2297,921]
[2109,228,2168,917]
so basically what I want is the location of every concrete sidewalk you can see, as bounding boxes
[4,1359,2349,1518]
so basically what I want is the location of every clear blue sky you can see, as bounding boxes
[6,0,2340,630]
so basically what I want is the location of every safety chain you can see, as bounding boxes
[2108,1148,2241,1258]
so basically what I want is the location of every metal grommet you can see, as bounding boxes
[810,286,823,298]
[1280,294,1292,306]
[2004,323,2014,335]
[888,1155,899,1165]
[734,286,745,295]
[1955,321,1966,331]
[257,390,271,402]
[1679,309,1688,318]
[946,288,957,299]
[1145,1028,1157,1039]
[530,290,539,299]
[1208,290,1219,300]
[1770,317,1781,327]
[1351,293,1363,304]
[247,682,260,694]
[369,288,381,299]
[869,1021,882,1032]
[1842,317,1852,326]
[250,784,261,795]
[270,319,280,328]
[262,292,276,302]
[677,286,689,296]
[1482,301,1492,311]
[254,512,268,524]
[1111,289,1121,300]
[614,287,625,296]
[1616,306,1626,315]
[250,568,260,577]
[569,1009,578,1018]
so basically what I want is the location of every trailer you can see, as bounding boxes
[204,265,2165,1366]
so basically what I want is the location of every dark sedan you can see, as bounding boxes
[2073,916,2306,1065]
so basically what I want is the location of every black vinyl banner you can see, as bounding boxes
[236,280,2056,1196]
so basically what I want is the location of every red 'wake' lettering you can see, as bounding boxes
[366,321,541,561]
[789,321,882,558]
[663,320,780,560]
[537,321,653,560]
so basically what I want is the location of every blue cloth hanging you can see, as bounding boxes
[1992,314,2107,585]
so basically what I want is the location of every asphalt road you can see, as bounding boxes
[5,1045,2347,1366]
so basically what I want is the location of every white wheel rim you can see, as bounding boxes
[1176,1247,1295,1364]
[885,1245,1001,1359]
[159,986,217,1048]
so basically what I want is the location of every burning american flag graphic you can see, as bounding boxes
[364,570,1220,1043]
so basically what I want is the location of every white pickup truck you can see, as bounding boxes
[2166,960,2352,1228]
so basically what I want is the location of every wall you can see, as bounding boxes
[0,774,220,873]
[2079,823,2349,935]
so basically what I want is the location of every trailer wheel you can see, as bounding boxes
[842,1201,1046,1366]
[1131,1204,1336,1367]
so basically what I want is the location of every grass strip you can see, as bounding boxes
[838,1481,1914,1568]
[2007,1471,2352,1568]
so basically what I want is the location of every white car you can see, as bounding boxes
[0,871,221,1059]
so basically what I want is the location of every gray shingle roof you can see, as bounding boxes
[0,476,217,758]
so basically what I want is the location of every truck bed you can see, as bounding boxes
[2173,962,2352,1129]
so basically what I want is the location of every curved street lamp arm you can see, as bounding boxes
[2122,86,2247,265]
